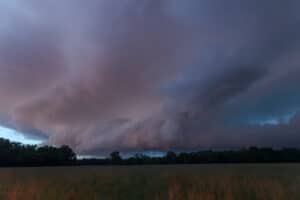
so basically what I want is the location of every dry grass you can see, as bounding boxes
[0,164,299,200]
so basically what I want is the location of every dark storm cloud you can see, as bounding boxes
[1,0,300,154]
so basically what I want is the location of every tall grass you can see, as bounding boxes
[0,164,299,200]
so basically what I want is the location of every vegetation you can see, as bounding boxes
[2,137,300,166]
[0,138,76,166]
[0,164,300,200]
[79,147,300,165]
[1,138,300,199]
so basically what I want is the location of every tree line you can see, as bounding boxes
[0,138,76,166]
[1,137,300,166]
[79,147,300,166]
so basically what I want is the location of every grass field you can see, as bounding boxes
[0,164,300,200]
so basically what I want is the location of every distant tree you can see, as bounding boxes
[60,145,76,161]
[110,151,122,164]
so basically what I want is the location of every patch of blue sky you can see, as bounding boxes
[0,126,43,145]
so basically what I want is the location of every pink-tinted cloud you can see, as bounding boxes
[1,0,300,155]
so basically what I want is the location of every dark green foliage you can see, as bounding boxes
[2,137,300,166]
[110,151,122,164]
[76,147,300,166]
[101,147,300,165]
[0,138,76,166]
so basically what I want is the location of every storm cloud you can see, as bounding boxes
[1,0,300,155]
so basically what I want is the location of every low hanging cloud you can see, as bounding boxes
[1,0,300,155]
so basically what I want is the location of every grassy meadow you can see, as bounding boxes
[0,164,300,200]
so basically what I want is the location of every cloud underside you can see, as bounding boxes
[1,0,300,154]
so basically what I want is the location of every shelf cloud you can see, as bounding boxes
[1,0,300,154]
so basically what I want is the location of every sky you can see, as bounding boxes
[0,0,300,155]
[0,126,42,145]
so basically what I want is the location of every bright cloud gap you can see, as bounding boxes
[0,126,43,145]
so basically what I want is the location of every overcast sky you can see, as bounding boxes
[1,0,300,155]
